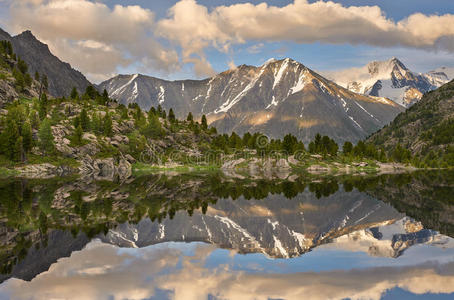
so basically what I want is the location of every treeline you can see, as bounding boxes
[0,40,48,93]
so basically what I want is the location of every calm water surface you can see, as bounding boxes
[0,171,452,299]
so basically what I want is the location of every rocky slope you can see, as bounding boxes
[367,80,454,159]
[100,58,403,144]
[326,58,452,107]
[0,28,90,97]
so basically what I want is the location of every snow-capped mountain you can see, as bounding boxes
[325,58,452,107]
[100,191,445,259]
[99,58,403,144]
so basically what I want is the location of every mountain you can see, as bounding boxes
[100,58,403,144]
[325,58,452,107]
[0,28,91,97]
[367,80,454,164]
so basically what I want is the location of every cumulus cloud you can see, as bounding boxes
[8,0,180,82]
[4,0,454,81]
[1,241,454,300]
[157,0,454,75]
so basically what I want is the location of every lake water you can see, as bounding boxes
[0,171,453,299]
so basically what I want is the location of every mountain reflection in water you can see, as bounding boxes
[0,170,452,299]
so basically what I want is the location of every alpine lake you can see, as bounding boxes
[0,170,453,300]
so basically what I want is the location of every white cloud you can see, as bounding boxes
[4,0,454,81]
[8,0,180,82]
[1,240,454,300]
[157,0,454,76]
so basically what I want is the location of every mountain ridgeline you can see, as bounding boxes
[100,58,404,145]
[326,57,453,107]
[0,28,90,98]
[367,79,454,167]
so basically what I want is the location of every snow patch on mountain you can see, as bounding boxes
[111,74,138,97]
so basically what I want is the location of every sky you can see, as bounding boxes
[1,0,454,83]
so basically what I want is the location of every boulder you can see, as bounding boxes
[221,158,246,169]
[276,158,290,169]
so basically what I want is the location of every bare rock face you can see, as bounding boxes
[0,28,91,97]
[0,79,18,108]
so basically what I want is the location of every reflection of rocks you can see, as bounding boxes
[15,163,72,179]
[78,156,132,180]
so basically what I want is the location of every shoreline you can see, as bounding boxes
[0,157,426,179]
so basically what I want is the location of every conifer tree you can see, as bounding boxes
[102,89,109,103]
[343,141,353,155]
[80,108,90,131]
[186,112,193,122]
[13,68,25,91]
[38,118,54,154]
[201,114,208,130]
[34,71,40,82]
[39,93,48,120]
[103,112,113,136]
[30,111,40,129]
[74,125,83,145]
[22,121,33,153]
[168,108,176,122]
[70,87,79,100]
[1,120,20,160]
[14,136,24,162]
[41,74,48,91]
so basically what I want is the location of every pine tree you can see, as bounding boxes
[85,85,98,99]
[121,107,129,120]
[13,68,25,91]
[41,75,48,91]
[38,118,54,154]
[39,93,48,120]
[186,112,193,122]
[14,136,24,162]
[74,125,83,145]
[73,116,80,129]
[80,108,90,131]
[24,73,32,87]
[30,111,40,129]
[103,112,113,137]
[201,114,208,130]
[141,113,163,138]
[1,120,20,160]
[70,87,79,100]
[168,108,176,122]
[34,71,40,82]
[17,58,28,74]
[149,107,156,117]
[343,141,353,155]
[102,89,109,103]
[22,121,33,153]
[91,113,102,134]
[283,133,298,154]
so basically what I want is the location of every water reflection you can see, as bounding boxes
[1,241,454,300]
[0,170,452,299]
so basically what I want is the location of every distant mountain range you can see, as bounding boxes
[2,27,453,145]
[0,28,90,97]
[325,57,453,107]
[100,58,403,144]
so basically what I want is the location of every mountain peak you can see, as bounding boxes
[17,30,37,40]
